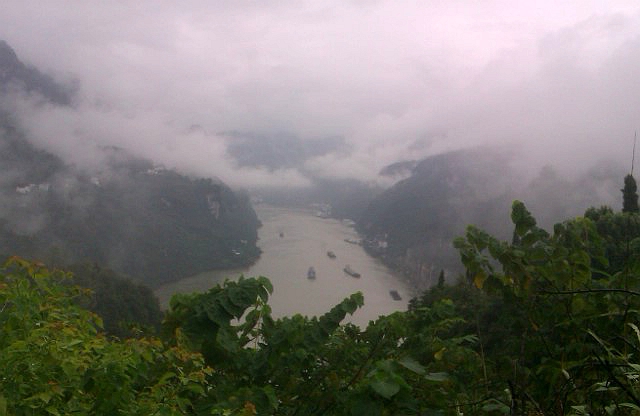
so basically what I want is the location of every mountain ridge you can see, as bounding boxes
[0,40,72,105]
[360,147,623,289]
[0,40,261,286]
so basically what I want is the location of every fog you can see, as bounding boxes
[1,1,640,188]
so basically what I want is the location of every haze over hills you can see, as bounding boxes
[3,4,640,413]
[0,37,634,293]
[360,148,624,289]
[0,39,73,106]
[2,2,638,194]
[0,41,260,286]
[223,130,382,219]
[225,131,350,171]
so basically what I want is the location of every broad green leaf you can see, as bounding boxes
[375,359,395,373]
[216,327,239,352]
[64,339,83,349]
[158,371,177,385]
[45,406,61,416]
[257,276,273,295]
[227,286,254,308]
[424,372,449,382]
[619,403,640,411]
[370,378,400,399]
[397,356,426,375]
[571,405,588,415]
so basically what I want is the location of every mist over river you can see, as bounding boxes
[155,205,412,327]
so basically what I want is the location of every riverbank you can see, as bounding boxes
[155,205,412,327]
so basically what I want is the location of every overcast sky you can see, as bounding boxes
[2,1,640,188]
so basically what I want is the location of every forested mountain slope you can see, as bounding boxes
[360,148,622,289]
[0,40,260,286]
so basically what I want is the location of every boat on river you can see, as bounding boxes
[343,265,361,278]
[389,290,402,301]
[307,267,316,279]
[327,251,336,259]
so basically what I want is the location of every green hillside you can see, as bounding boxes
[0,41,261,286]
[360,148,622,290]
[3,189,640,414]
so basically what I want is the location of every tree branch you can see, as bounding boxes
[593,352,640,407]
[540,288,640,297]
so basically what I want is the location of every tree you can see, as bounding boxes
[0,257,212,415]
[622,174,639,213]
[454,200,640,413]
[437,269,445,288]
[585,205,640,275]
[67,262,163,338]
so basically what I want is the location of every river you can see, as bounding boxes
[155,205,412,327]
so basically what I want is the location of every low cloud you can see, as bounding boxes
[1,1,639,188]
[4,91,311,189]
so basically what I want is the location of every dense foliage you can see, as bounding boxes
[0,257,212,415]
[66,262,163,338]
[584,205,640,275]
[1,258,451,415]
[449,200,640,413]
[4,198,640,414]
